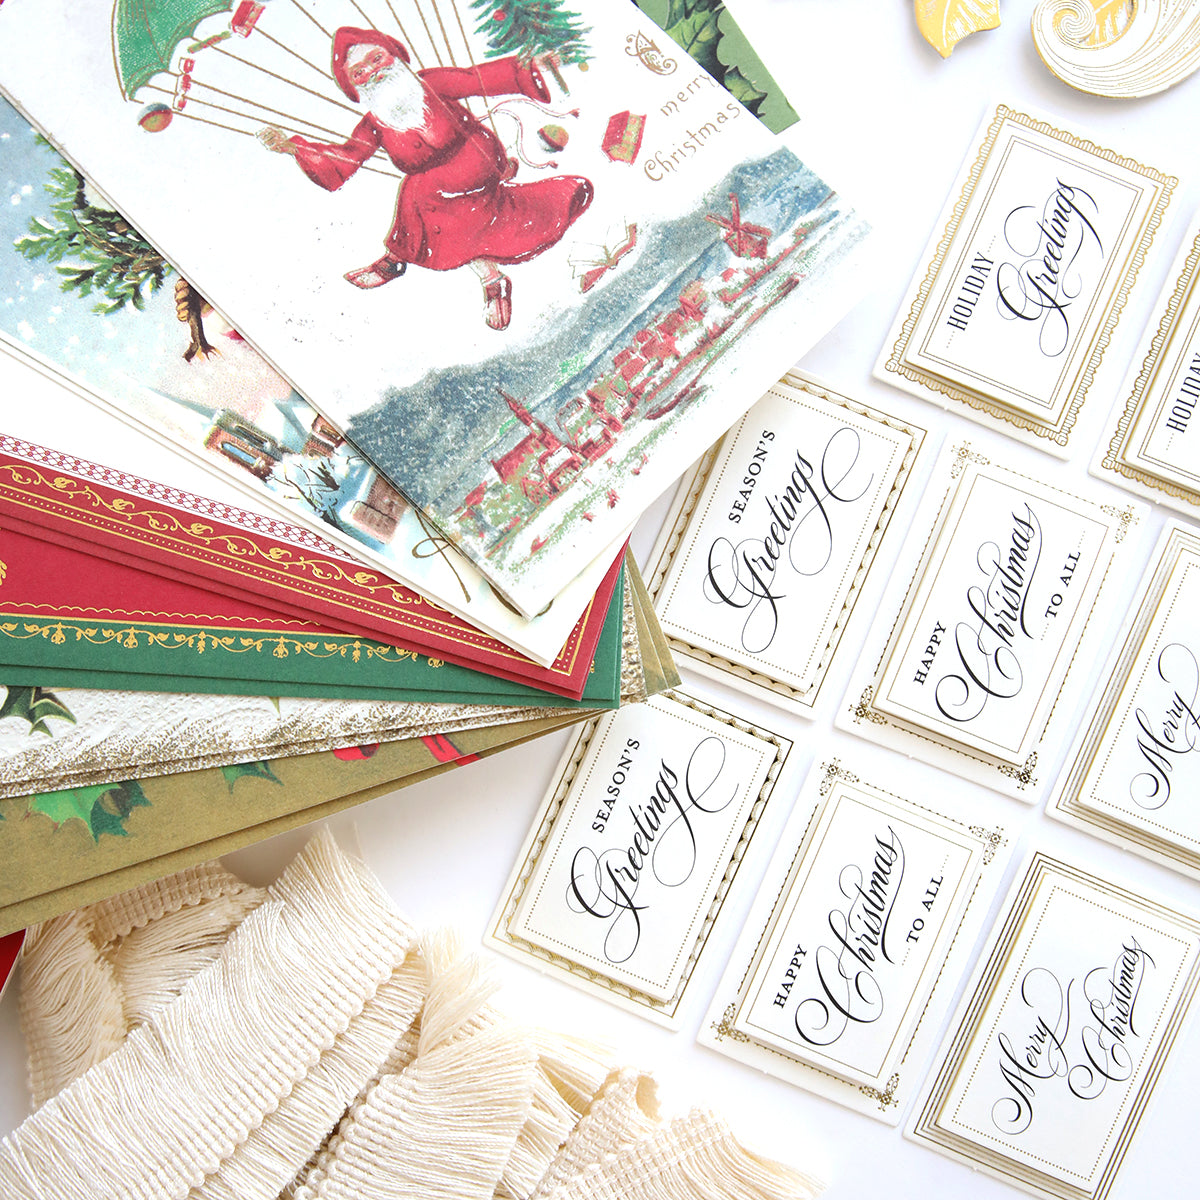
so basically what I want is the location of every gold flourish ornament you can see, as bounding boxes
[915,0,1001,57]
[1032,0,1200,97]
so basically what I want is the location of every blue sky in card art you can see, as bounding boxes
[0,98,182,394]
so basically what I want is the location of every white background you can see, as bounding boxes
[3,2,1200,1197]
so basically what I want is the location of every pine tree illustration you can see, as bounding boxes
[471,0,591,65]
[15,151,215,362]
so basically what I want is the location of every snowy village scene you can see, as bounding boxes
[0,0,869,616]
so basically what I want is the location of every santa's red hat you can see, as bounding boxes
[331,26,411,102]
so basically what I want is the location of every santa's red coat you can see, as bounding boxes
[289,58,592,271]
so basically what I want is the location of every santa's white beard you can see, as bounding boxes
[361,63,431,132]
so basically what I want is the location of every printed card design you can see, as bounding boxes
[1052,524,1200,879]
[488,689,789,1024]
[908,852,1200,1200]
[877,104,1173,454]
[1095,208,1200,514]
[645,373,924,715]
[838,442,1142,799]
[701,760,1004,1122]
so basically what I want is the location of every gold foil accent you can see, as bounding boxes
[916,0,1001,58]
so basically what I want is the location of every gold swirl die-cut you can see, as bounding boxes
[1032,0,1200,98]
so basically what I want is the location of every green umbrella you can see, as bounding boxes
[112,0,235,99]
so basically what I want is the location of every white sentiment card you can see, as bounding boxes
[487,689,789,1024]
[837,441,1143,800]
[645,372,925,716]
[699,759,1007,1123]
[877,104,1173,455]
[1051,523,1200,879]
[908,851,1200,1200]
[1094,208,1200,515]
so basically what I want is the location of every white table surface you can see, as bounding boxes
[4,3,1200,1197]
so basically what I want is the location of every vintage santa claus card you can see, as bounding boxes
[0,0,870,617]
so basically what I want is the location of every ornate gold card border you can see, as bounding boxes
[909,852,1200,1200]
[844,442,1138,794]
[1051,526,1200,878]
[489,689,791,1025]
[882,104,1175,451]
[707,760,1005,1118]
[1099,223,1200,509]
[645,373,925,713]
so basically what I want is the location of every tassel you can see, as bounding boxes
[541,1109,824,1200]
[0,831,416,1200]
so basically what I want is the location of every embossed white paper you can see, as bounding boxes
[1052,524,1200,877]
[909,853,1200,1200]
[488,690,788,1021]
[647,375,923,714]
[874,461,1112,762]
[877,105,1173,453]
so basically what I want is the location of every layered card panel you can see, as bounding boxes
[1051,523,1200,878]
[837,441,1143,799]
[700,759,1007,1122]
[487,689,790,1024]
[876,104,1173,454]
[646,372,924,716]
[1094,208,1200,514]
[908,852,1200,1200]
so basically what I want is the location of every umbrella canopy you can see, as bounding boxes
[112,0,234,98]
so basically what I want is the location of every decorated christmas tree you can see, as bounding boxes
[470,0,591,65]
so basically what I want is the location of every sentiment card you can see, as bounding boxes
[1094,208,1200,514]
[1051,523,1200,879]
[908,851,1200,1200]
[837,441,1143,799]
[877,103,1174,455]
[699,759,1007,1123]
[487,689,790,1025]
[645,372,925,716]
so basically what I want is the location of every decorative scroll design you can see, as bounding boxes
[1032,1,1200,98]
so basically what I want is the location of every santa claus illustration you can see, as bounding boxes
[258,26,593,330]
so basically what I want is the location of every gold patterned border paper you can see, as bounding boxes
[876,103,1174,456]
[698,756,1007,1124]
[835,439,1144,801]
[1093,207,1200,514]
[486,688,790,1027]
[644,371,925,718]
[1050,522,1200,879]
[907,850,1200,1200]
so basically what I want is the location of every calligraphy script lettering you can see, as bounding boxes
[703,429,874,653]
[992,967,1072,1136]
[995,179,1104,358]
[935,505,1042,724]
[565,736,735,965]
[792,826,904,1047]
[1131,642,1200,809]
[1071,939,1154,1101]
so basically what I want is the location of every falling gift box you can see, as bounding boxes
[601,111,645,164]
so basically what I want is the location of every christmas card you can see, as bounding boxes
[0,431,624,701]
[0,102,620,668]
[0,0,870,616]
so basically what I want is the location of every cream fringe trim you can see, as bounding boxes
[20,861,266,1107]
[9,834,824,1200]
[0,831,415,1199]
[541,1108,824,1200]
